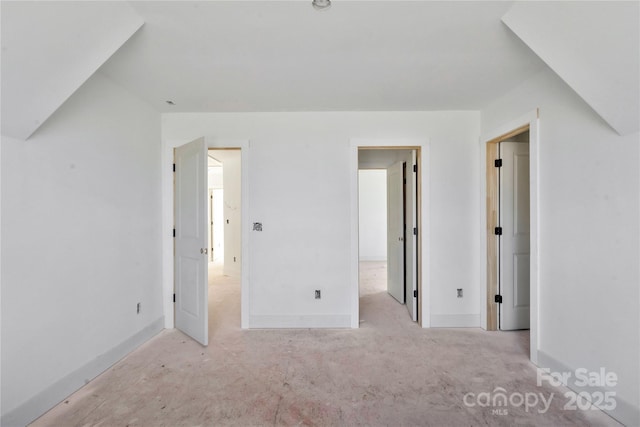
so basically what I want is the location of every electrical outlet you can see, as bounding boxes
[457,289,463,298]
[315,290,321,299]
[137,302,141,314]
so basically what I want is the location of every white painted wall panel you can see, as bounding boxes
[358,170,387,261]
[1,74,162,424]
[481,67,639,426]
[216,150,242,278]
[162,112,481,328]
[208,167,223,189]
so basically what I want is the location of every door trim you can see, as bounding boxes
[479,110,539,364]
[350,139,430,328]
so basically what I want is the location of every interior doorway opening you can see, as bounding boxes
[207,149,242,336]
[207,149,241,278]
[358,148,421,325]
[486,127,531,331]
[172,141,244,345]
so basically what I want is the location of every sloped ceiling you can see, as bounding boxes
[4,1,636,137]
[502,1,640,136]
[1,1,144,140]
[97,1,546,113]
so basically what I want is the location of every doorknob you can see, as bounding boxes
[399,237,404,241]
[200,248,208,255]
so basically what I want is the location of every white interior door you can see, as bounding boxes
[175,138,209,345]
[500,141,530,330]
[387,161,404,303]
[405,151,418,321]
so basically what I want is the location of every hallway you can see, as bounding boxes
[359,261,419,329]
[31,263,618,426]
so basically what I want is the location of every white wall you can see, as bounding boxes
[481,67,639,426]
[208,166,222,189]
[207,167,224,262]
[0,108,3,422]
[162,112,481,329]
[218,151,242,278]
[212,189,224,262]
[1,73,163,426]
[358,170,387,261]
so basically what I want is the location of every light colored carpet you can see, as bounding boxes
[30,261,619,426]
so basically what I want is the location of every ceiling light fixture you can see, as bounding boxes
[312,0,331,11]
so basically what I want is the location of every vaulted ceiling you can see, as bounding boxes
[2,1,638,139]
[98,1,546,113]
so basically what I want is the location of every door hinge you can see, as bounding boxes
[494,159,502,167]
[413,164,417,173]
[494,294,502,304]
[494,227,502,235]
[413,290,418,298]
[173,228,176,238]
[173,293,176,303]
[173,163,176,172]
[413,227,418,235]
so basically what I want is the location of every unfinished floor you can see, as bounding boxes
[31,262,619,426]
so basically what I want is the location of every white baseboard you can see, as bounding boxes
[358,256,387,262]
[249,314,352,328]
[1,317,165,427]
[537,350,639,427]
[430,314,480,328]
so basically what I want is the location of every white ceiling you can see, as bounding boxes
[1,1,142,139]
[503,1,639,135]
[98,1,547,113]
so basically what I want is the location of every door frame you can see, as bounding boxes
[163,138,250,330]
[479,110,539,364]
[208,188,214,262]
[350,138,430,328]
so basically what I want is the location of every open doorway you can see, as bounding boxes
[207,149,241,335]
[480,110,539,362]
[207,149,241,275]
[486,127,531,331]
[358,148,420,325]
[171,138,249,345]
